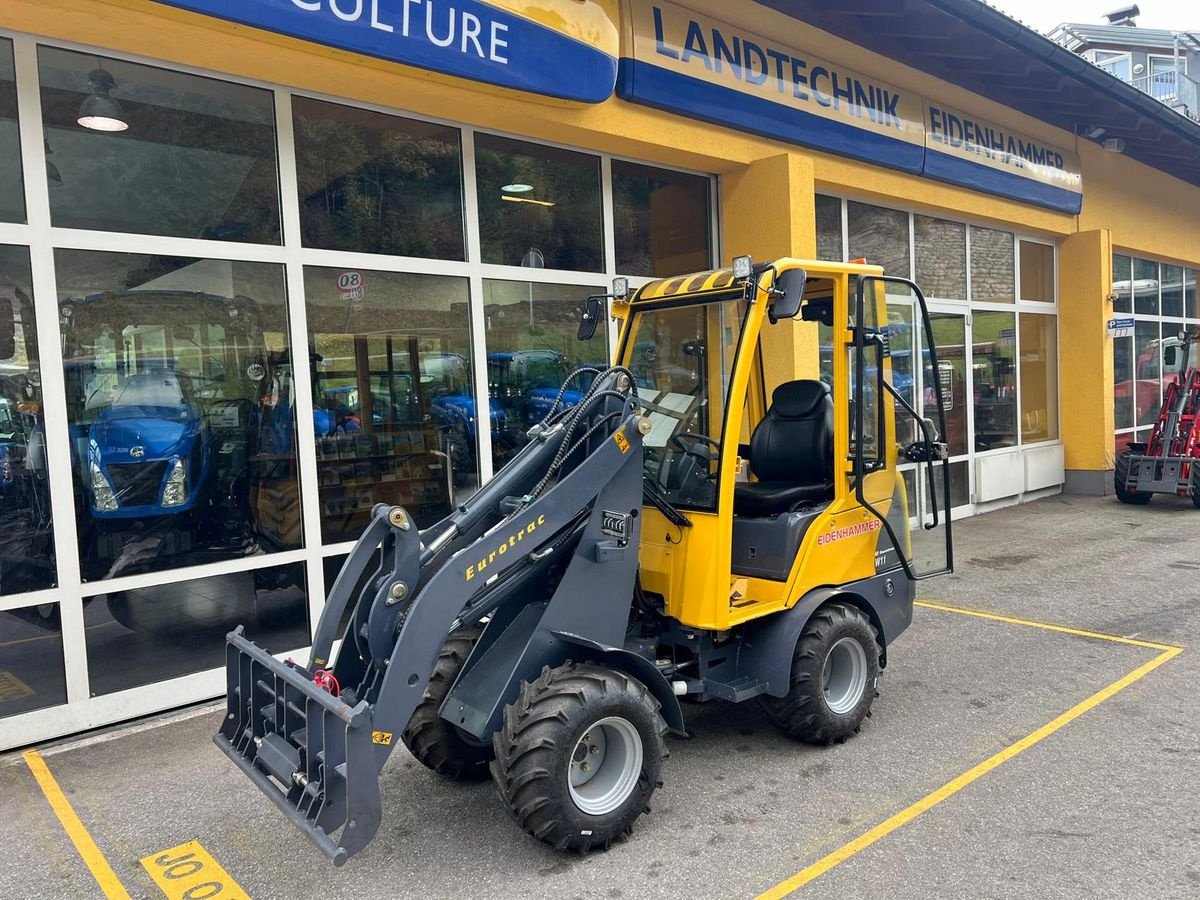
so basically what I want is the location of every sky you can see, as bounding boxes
[984,0,1195,34]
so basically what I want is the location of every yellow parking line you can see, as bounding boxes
[22,750,131,900]
[914,600,1182,652]
[757,604,1184,899]
[140,840,250,900]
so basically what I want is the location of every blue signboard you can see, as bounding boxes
[151,0,619,104]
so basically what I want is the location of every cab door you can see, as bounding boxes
[853,276,953,579]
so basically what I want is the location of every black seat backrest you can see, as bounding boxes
[749,380,834,484]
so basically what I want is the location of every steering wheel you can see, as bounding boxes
[670,432,720,467]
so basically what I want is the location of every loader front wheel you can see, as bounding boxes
[491,662,666,852]
[401,625,494,781]
[1115,451,1152,505]
[760,602,880,745]
[1190,463,1200,509]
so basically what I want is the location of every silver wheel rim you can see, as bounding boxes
[822,637,869,715]
[567,716,642,816]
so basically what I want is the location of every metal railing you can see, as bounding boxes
[1128,68,1199,119]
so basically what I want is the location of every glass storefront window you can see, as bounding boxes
[1019,241,1054,302]
[475,134,603,272]
[37,46,280,242]
[85,561,308,695]
[972,311,1017,450]
[926,313,968,457]
[1113,335,1134,431]
[612,161,710,277]
[969,227,1015,303]
[815,194,843,262]
[847,201,910,279]
[305,267,475,543]
[1186,269,1198,318]
[1133,258,1159,315]
[1019,313,1058,443]
[0,604,66,719]
[914,215,966,300]
[55,250,299,582]
[481,279,605,465]
[1161,264,1184,318]
[933,460,970,510]
[1112,254,1132,314]
[0,245,56,596]
[293,97,465,260]
[1133,320,1161,427]
[0,39,24,224]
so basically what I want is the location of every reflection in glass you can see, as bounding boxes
[1133,258,1159,315]
[306,267,475,543]
[969,227,1015,303]
[0,246,56,596]
[85,562,309,695]
[476,134,603,271]
[1019,314,1058,443]
[914,215,966,300]
[38,46,280,242]
[972,311,1017,450]
[612,161,710,277]
[1161,264,1184,318]
[0,605,66,718]
[1112,335,1134,430]
[293,97,465,260]
[1112,254,1132,314]
[847,202,910,279]
[815,194,843,262]
[0,40,24,224]
[925,314,967,457]
[1186,269,1197,319]
[1134,320,1161,427]
[886,302,918,446]
[930,460,970,511]
[55,251,299,582]
[481,280,606,466]
[1019,241,1054,302]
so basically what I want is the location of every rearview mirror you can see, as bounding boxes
[577,294,604,341]
[769,268,806,324]
[0,298,13,360]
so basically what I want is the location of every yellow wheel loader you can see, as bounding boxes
[214,256,954,864]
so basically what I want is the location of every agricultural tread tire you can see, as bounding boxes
[760,602,880,746]
[1115,450,1152,505]
[1192,462,1200,510]
[490,661,666,853]
[401,625,494,781]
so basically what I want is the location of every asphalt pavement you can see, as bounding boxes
[2,493,1197,899]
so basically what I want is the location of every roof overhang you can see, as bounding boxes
[755,0,1200,190]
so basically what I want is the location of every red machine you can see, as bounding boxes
[1115,328,1200,507]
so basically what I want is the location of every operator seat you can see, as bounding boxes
[734,380,834,517]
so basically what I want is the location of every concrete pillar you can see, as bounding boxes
[721,152,817,388]
[1059,228,1114,494]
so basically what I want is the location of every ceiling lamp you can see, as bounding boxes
[77,68,128,132]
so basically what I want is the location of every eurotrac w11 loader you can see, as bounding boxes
[214,257,955,864]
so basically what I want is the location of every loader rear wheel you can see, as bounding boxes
[401,625,494,781]
[1115,451,1151,505]
[760,602,880,745]
[1191,463,1200,509]
[491,661,666,852]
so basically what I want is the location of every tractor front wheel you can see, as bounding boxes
[1191,462,1200,509]
[401,625,495,781]
[1115,450,1152,505]
[491,661,666,852]
[761,602,880,745]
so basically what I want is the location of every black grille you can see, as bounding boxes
[106,461,168,507]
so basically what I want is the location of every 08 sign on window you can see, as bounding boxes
[338,270,366,306]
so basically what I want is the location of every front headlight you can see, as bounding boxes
[161,459,187,507]
[90,462,118,511]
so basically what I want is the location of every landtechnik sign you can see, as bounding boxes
[151,0,620,103]
[617,2,1083,214]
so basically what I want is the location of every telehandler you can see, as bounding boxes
[214,256,954,864]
